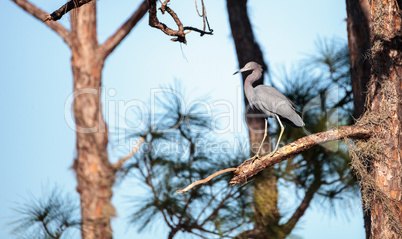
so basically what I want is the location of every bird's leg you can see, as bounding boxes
[267,115,284,157]
[252,119,268,160]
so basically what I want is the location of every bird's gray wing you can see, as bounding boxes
[253,85,296,118]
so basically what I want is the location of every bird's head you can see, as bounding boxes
[233,62,262,75]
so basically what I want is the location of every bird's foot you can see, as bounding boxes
[249,151,277,164]
[249,154,261,164]
[266,151,275,158]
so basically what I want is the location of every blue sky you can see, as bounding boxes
[1,0,364,238]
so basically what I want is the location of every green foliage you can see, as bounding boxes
[124,87,253,238]
[10,187,80,239]
[124,38,360,238]
[9,39,359,239]
[276,38,359,217]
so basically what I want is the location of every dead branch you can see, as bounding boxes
[183,26,213,36]
[99,1,149,60]
[113,137,144,170]
[43,0,93,22]
[230,125,372,185]
[12,0,73,47]
[148,0,213,43]
[160,0,172,13]
[148,0,186,43]
[176,168,236,193]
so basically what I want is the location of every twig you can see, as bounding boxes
[194,0,213,35]
[176,168,236,193]
[199,188,234,226]
[183,26,213,36]
[160,0,171,13]
[113,137,145,169]
[194,0,203,17]
[44,0,93,22]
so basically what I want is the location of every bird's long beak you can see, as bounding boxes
[233,67,249,75]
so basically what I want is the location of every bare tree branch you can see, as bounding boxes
[99,1,149,60]
[199,188,235,227]
[148,0,213,43]
[12,0,73,47]
[148,0,186,43]
[44,0,93,22]
[195,191,218,221]
[113,137,144,170]
[230,125,372,185]
[183,26,213,36]
[176,168,236,193]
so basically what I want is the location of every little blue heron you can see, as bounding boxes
[234,61,305,158]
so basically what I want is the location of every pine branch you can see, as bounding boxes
[199,188,235,227]
[12,0,73,47]
[177,125,372,192]
[99,1,149,60]
[230,125,371,185]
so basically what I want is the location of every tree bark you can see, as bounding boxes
[70,3,115,239]
[12,1,148,238]
[345,1,372,237]
[363,1,402,238]
[227,0,280,238]
[346,0,372,119]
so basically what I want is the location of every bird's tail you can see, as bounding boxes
[284,113,305,128]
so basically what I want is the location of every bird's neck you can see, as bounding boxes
[244,69,262,104]
[245,69,262,87]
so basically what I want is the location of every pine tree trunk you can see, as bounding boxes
[70,3,115,239]
[363,0,402,238]
[345,1,372,237]
[345,0,371,118]
[227,0,280,237]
